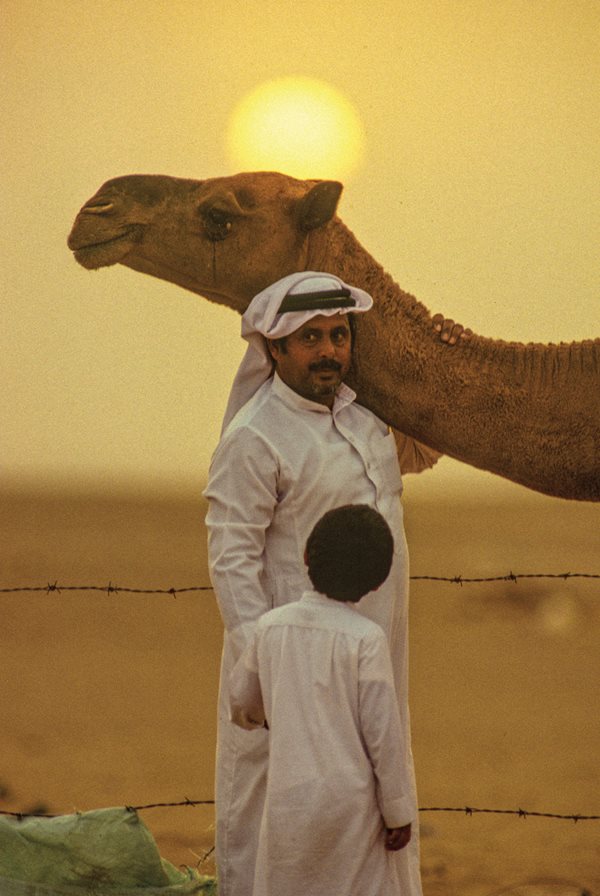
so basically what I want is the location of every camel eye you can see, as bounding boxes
[202,206,233,241]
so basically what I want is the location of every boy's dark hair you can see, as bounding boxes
[305,504,394,602]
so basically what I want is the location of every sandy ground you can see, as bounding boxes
[1,484,599,895]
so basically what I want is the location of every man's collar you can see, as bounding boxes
[272,372,356,415]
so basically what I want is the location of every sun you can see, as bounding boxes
[226,76,365,181]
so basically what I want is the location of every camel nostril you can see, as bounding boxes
[83,201,115,215]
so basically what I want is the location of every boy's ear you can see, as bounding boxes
[303,549,308,567]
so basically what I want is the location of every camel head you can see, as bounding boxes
[68,172,343,313]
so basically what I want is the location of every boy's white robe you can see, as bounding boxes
[230,591,414,896]
[205,374,431,896]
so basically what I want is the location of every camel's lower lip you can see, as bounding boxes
[70,232,134,268]
[70,232,130,253]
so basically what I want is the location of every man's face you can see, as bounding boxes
[268,313,353,407]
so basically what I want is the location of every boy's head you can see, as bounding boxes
[305,504,394,602]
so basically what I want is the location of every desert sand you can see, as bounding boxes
[1,484,598,895]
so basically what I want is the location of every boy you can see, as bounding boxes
[229,504,414,896]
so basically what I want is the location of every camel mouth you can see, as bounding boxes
[69,230,138,270]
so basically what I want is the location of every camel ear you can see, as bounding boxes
[297,181,343,232]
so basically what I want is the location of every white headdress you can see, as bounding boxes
[221,271,373,432]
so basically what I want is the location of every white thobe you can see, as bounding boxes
[229,591,414,896]
[204,373,425,896]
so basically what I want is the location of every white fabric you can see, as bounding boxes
[229,591,413,896]
[204,374,422,896]
[221,271,373,433]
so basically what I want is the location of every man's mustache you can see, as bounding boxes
[309,359,342,372]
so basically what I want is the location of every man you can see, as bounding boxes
[204,271,468,896]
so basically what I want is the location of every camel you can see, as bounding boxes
[68,171,600,502]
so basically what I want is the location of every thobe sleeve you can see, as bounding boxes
[358,628,414,829]
[229,631,266,730]
[204,426,279,660]
[392,430,442,475]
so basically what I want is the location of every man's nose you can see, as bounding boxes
[319,338,336,357]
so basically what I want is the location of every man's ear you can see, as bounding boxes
[303,549,309,568]
[267,339,280,362]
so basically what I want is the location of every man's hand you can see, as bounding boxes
[432,313,473,345]
[385,823,412,851]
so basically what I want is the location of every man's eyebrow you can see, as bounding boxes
[298,322,350,335]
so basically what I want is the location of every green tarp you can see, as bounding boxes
[0,807,216,895]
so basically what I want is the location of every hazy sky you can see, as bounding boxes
[2,0,599,497]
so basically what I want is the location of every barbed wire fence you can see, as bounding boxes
[1,800,600,823]
[1,570,599,827]
[2,571,599,596]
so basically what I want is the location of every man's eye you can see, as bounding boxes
[303,333,318,344]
